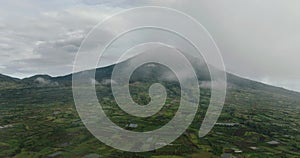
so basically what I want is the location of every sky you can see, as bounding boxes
[0,0,300,92]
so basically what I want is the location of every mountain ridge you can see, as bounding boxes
[0,66,299,96]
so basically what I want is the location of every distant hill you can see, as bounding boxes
[0,73,22,89]
[0,73,20,82]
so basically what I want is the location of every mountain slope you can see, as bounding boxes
[0,57,299,157]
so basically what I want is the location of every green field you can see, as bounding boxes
[0,81,299,158]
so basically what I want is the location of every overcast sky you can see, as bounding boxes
[0,0,300,92]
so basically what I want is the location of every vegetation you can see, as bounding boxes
[0,62,299,158]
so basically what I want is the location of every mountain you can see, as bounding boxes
[0,52,299,157]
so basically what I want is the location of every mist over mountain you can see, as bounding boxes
[1,50,299,99]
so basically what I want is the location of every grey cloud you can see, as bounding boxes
[4,30,85,76]
[0,2,120,77]
[149,0,300,91]
[0,0,300,92]
[81,0,141,7]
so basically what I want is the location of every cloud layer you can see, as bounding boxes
[0,0,300,91]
